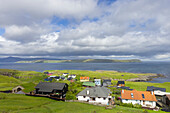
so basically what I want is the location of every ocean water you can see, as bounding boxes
[0,62,170,83]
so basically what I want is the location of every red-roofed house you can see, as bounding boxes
[121,89,157,108]
[80,77,89,82]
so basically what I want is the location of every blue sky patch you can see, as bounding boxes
[98,0,117,5]
[0,27,5,36]
[51,16,77,27]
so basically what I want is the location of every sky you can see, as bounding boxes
[0,0,170,61]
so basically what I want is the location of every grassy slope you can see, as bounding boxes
[0,93,164,113]
[0,69,169,112]
[46,70,155,80]
[0,69,46,92]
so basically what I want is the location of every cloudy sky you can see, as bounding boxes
[0,0,170,61]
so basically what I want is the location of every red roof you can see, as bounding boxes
[121,89,157,101]
[80,77,89,80]
[47,73,53,76]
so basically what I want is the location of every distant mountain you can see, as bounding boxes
[16,59,141,63]
[0,57,62,62]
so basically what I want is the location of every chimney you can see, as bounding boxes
[151,89,155,95]
[87,90,89,95]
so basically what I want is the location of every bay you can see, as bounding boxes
[0,61,170,83]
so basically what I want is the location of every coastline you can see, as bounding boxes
[113,73,166,82]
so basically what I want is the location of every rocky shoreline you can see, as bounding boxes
[112,73,166,82]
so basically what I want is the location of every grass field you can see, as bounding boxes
[0,69,169,112]
[0,93,165,113]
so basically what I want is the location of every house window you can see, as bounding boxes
[142,94,145,99]
[83,96,86,98]
[131,93,134,98]
[125,99,128,101]
[103,98,106,100]
[92,97,95,101]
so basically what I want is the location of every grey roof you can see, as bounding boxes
[15,91,25,94]
[35,82,66,92]
[147,86,166,92]
[77,87,111,98]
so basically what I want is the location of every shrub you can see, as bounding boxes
[66,92,76,100]
[120,103,134,108]
[114,100,121,105]
[133,104,142,109]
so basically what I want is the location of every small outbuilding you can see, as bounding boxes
[12,86,24,93]
[94,79,101,86]
[103,79,111,87]
[80,77,89,82]
[117,81,125,87]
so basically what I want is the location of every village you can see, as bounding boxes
[10,71,170,112]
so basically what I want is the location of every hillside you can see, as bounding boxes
[16,59,141,63]
[0,69,169,113]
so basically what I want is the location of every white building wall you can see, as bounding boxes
[77,96,90,101]
[122,99,156,108]
[89,97,109,105]
[77,96,109,105]
[122,99,140,105]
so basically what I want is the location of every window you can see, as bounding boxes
[142,94,145,99]
[125,99,128,101]
[83,96,86,98]
[103,98,106,100]
[131,93,134,98]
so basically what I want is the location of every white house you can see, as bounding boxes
[94,79,101,86]
[68,74,76,79]
[147,86,170,96]
[121,89,157,108]
[63,73,69,76]
[77,87,112,105]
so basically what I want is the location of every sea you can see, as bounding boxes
[0,61,170,83]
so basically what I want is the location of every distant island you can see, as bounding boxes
[16,59,141,63]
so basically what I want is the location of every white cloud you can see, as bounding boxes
[0,0,170,60]
[154,53,170,60]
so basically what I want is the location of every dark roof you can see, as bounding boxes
[67,77,73,80]
[147,86,166,92]
[54,76,60,79]
[103,79,111,83]
[44,77,53,81]
[118,86,129,90]
[35,82,67,92]
[117,81,125,84]
[117,86,133,90]
[44,72,49,74]
[77,87,111,97]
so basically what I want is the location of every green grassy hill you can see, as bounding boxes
[16,59,141,63]
[0,69,169,113]
[0,69,46,92]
